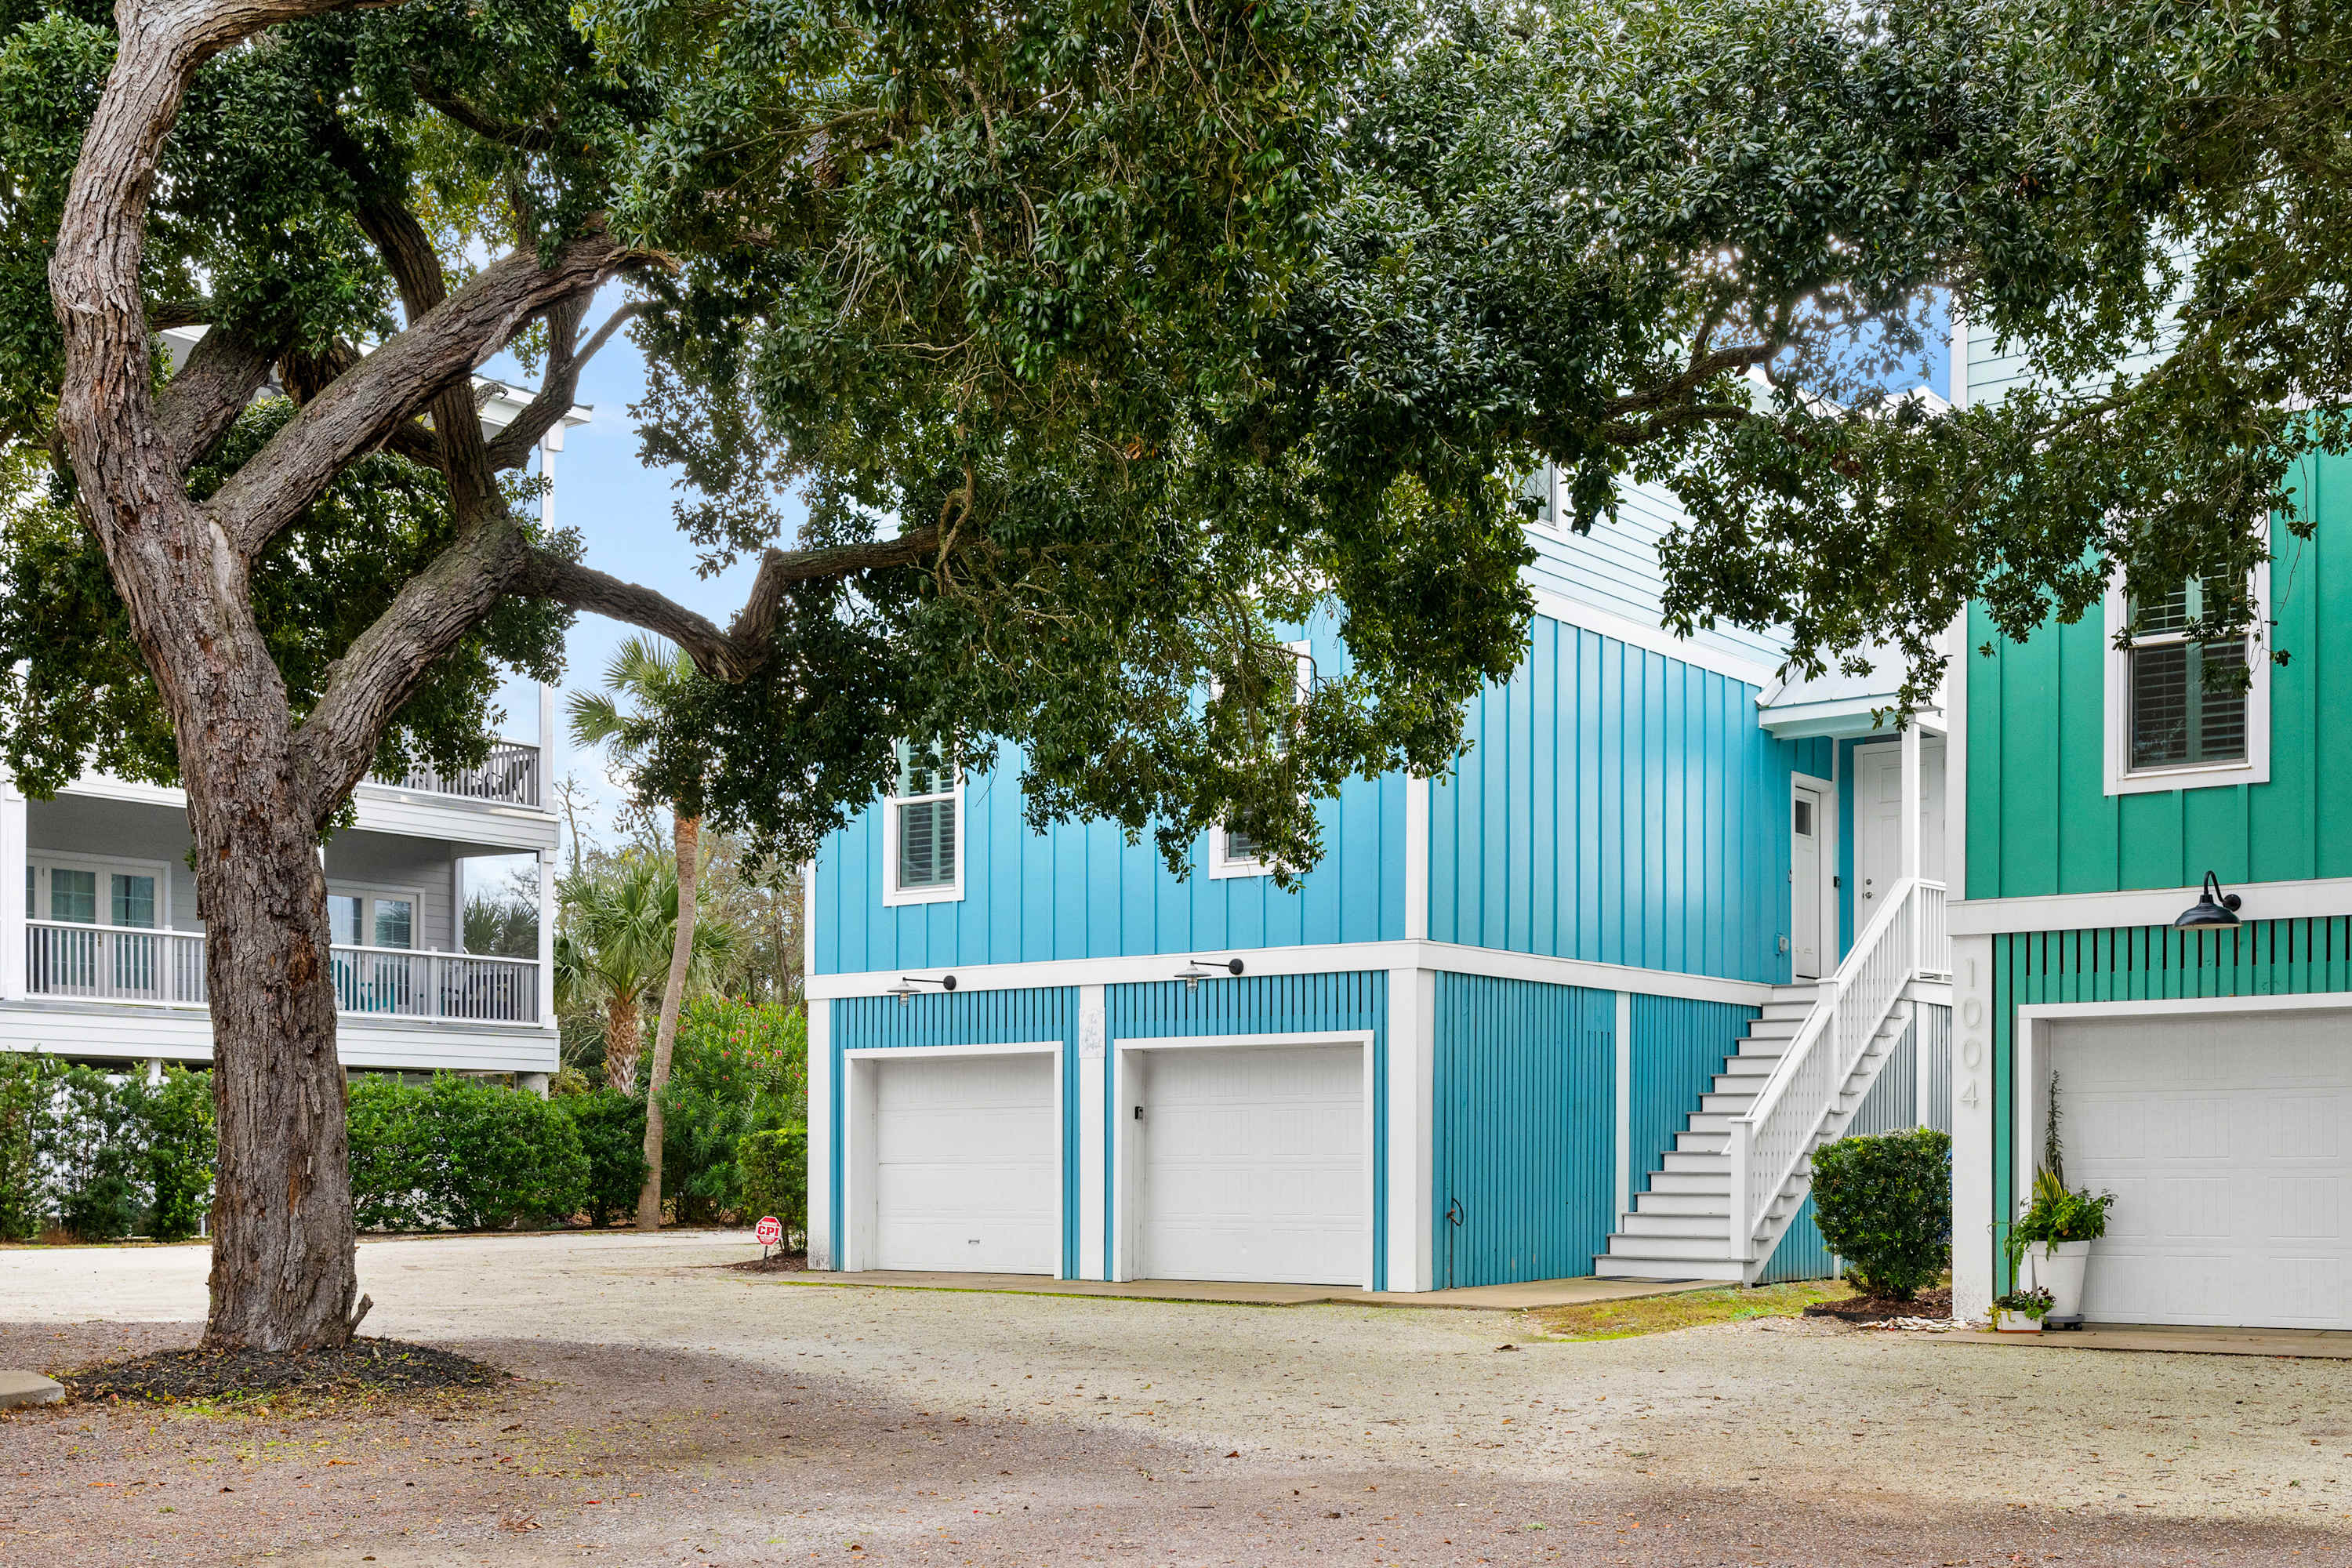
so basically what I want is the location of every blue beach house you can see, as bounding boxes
[803,474,1957,1293]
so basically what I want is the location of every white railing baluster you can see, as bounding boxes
[1726,877,1949,1276]
[26,920,537,1024]
[367,740,543,806]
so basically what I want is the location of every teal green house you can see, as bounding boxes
[1950,328,2352,1328]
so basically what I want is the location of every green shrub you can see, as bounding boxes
[1809,1127,1952,1301]
[0,1053,49,1242]
[736,1125,808,1243]
[555,1087,647,1227]
[141,1067,214,1242]
[47,1065,144,1241]
[649,999,806,1225]
[348,1074,587,1231]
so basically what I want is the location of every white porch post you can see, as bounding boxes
[535,848,557,1029]
[1077,983,1108,1280]
[1385,965,1436,1293]
[0,776,24,1002]
[1900,720,1924,976]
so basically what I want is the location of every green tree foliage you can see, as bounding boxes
[552,1087,650,1228]
[1809,1127,1954,1301]
[0,1052,46,1242]
[47,1065,146,1242]
[347,1074,589,1231]
[143,1066,216,1244]
[736,1126,808,1245]
[464,891,539,960]
[557,854,739,1093]
[646,997,804,1224]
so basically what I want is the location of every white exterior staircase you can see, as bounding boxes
[1595,878,1949,1286]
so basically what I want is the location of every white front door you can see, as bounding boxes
[870,1051,1058,1274]
[1134,1043,1364,1286]
[1791,782,1827,979]
[1853,738,1947,919]
[2052,1011,2352,1330]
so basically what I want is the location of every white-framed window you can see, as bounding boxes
[2104,562,2271,796]
[326,883,424,949]
[24,853,171,929]
[1518,463,1564,535]
[881,740,964,906]
[1207,640,1314,880]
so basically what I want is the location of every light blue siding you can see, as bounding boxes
[814,616,1406,977]
[1431,975,1617,1287]
[1429,618,1814,983]
[1524,482,1788,669]
[828,987,1080,1276]
[1106,972,1390,1287]
[1759,1193,1835,1284]
[1628,996,1758,1201]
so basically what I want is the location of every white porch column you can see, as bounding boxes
[535,849,557,1029]
[806,1000,834,1269]
[1077,983,1108,1279]
[537,681,557,809]
[1950,933,1996,1321]
[1899,720,1923,884]
[1385,966,1436,1293]
[0,776,24,1002]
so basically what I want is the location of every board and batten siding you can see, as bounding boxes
[1628,995,1759,1203]
[1982,920,2352,1296]
[1106,972,1389,1288]
[1430,975,1617,1287]
[813,616,1405,977]
[827,986,1081,1277]
[1430,615,1827,982]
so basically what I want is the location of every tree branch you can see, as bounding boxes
[157,323,278,468]
[485,300,637,472]
[519,528,946,681]
[201,224,636,560]
[410,70,563,152]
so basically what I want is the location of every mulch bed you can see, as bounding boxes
[726,1250,811,1274]
[58,1337,509,1405]
[1806,1287,1954,1324]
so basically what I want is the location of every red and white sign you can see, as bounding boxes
[754,1215,782,1247]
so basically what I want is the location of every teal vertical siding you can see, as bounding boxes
[1430,975,1617,1287]
[1428,615,1804,983]
[1627,996,1758,1199]
[1759,1194,1835,1284]
[815,615,1404,975]
[1106,972,1389,1287]
[828,986,1080,1276]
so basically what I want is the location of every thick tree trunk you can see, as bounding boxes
[604,996,644,1094]
[191,732,359,1350]
[637,814,700,1231]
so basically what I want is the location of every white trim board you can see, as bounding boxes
[1949,874,2352,935]
[807,938,1777,1007]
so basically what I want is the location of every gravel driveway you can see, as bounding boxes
[2,1231,2348,1565]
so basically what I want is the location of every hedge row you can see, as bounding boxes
[0,1054,213,1243]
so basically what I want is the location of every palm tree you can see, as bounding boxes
[569,637,718,1229]
[554,855,735,1094]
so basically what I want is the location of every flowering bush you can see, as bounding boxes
[648,998,807,1224]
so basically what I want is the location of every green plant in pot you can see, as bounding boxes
[2005,1077,2116,1325]
[1991,1285,2055,1333]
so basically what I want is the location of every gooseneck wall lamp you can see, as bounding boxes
[1174,956,1247,990]
[885,974,958,1006]
[2173,872,2243,930]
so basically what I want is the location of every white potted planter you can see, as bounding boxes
[2030,1240,2092,1320]
[1992,1288,2053,1334]
[1994,1307,2044,1334]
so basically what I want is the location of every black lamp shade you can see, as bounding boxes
[2174,872,2243,929]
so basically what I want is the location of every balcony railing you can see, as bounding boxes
[368,740,542,807]
[24,920,539,1024]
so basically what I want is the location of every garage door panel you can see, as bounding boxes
[2057,1011,2352,1330]
[871,1052,1057,1275]
[1138,1044,1363,1287]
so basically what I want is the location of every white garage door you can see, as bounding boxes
[871,1051,1058,1274]
[1136,1043,1364,1286]
[2056,1011,2352,1329]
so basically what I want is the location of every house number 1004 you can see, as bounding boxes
[1957,958,1985,1109]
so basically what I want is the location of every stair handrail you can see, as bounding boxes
[1728,876,1943,1264]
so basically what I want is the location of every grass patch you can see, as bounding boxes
[1528,1279,1856,1341]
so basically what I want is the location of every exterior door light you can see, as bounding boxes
[2173,872,2243,929]
[886,974,957,1006]
[1175,956,1246,990]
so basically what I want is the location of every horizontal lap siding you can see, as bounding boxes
[1106,973,1389,1288]
[1523,483,1788,669]
[815,617,1403,976]
[829,987,1080,1277]
[1432,975,1616,1287]
[1429,617,1795,983]
[1965,445,2352,901]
